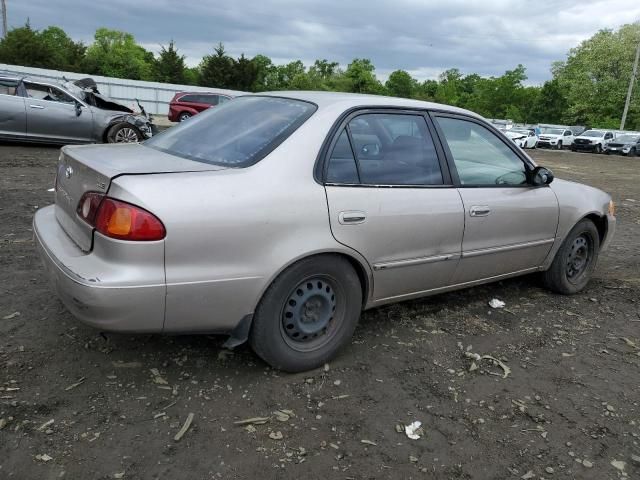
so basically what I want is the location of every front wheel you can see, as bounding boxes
[595,144,602,154]
[106,123,142,143]
[250,255,362,372]
[543,219,600,294]
[557,141,563,150]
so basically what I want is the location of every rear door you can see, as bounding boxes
[0,79,26,140]
[24,81,94,143]
[432,113,559,284]
[323,110,464,302]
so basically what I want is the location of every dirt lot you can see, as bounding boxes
[1,144,639,480]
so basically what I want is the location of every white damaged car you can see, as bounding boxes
[506,128,538,149]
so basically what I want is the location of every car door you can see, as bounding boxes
[0,79,26,140]
[323,111,465,302]
[431,114,559,284]
[603,132,614,147]
[563,129,573,147]
[24,81,94,143]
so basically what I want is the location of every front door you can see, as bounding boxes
[23,81,94,143]
[432,114,559,284]
[323,111,465,302]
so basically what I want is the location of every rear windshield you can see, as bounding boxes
[147,96,317,167]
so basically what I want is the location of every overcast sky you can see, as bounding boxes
[10,0,640,84]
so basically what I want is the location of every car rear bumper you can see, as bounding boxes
[33,205,166,332]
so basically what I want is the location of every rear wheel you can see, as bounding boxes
[250,255,362,372]
[106,123,142,143]
[178,112,192,122]
[543,219,600,294]
[595,144,602,154]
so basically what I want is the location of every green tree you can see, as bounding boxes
[40,26,86,71]
[154,41,186,84]
[250,54,276,91]
[199,42,236,88]
[344,58,384,94]
[232,53,258,91]
[553,22,640,128]
[83,28,154,80]
[0,23,48,67]
[385,70,417,98]
[529,79,566,123]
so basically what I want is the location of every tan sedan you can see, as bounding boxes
[34,92,616,371]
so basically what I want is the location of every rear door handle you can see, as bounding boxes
[29,105,45,109]
[469,205,491,217]
[339,211,366,225]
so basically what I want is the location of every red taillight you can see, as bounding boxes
[77,193,165,241]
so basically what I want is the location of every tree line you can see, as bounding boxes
[0,22,638,129]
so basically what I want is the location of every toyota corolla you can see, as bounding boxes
[34,92,616,372]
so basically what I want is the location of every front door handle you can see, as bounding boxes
[339,211,366,225]
[29,104,45,109]
[469,205,491,217]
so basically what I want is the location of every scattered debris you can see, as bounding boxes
[269,431,283,440]
[409,455,418,463]
[273,410,294,422]
[0,418,7,430]
[111,361,142,368]
[173,413,194,442]
[620,337,637,349]
[360,439,377,446]
[35,454,53,462]
[464,351,511,378]
[64,377,86,391]
[610,460,626,472]
[405,421,423,440]
[37,419,54,431]
[234,417,270,426]
[545,466,554,474]
[582,460,594,468]
[488,299,505,309]
[630,454,640,466]
[2,311,20,320]
[150,368,168,385]
[521,471,535,479]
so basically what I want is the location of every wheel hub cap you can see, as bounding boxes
[566,235,589,278]
[282,278,336,342]
[115,127,138,143]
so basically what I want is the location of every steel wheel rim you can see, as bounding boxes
[566,233,592,282]
[280,275,341,352]
[179,113,190,122]
[114,127,139,143]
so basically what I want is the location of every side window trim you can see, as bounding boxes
[344,124,362,183]
[320,107,453,188]
[428,111,535,188]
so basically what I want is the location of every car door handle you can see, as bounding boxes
[29,104,45,109]
[469,206,491,217]
[339,211,366,224]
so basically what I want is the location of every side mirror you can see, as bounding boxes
[531,166,554,186]
[75,101,82,117]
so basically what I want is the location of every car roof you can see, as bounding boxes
[254,90,483,118]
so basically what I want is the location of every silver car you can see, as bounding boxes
[0,75,154,144]
[34,92,616,372]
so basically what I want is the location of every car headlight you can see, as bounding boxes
[608,200,616,216]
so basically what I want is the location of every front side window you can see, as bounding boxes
[24,82,75,104]
[147,96,316,167]
[179,94,198,103]
[435,116,527,186]
[327,113,443,186]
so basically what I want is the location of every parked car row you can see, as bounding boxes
[167,91,236,122]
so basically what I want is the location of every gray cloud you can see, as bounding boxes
[8,0,640,84]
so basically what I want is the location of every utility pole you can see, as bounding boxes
[621,37,640,130]
[1,0,7,40]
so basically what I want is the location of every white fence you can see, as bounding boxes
[0,63,246,115]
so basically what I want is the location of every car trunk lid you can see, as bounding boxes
[55,143,225,252]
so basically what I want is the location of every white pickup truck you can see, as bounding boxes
[571,129,615,154]
[537,127,574,150]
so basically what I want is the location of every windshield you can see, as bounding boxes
[582,130,604,138]
[147,96,317,167]
[541,128,564,135]
[615,135,640,143]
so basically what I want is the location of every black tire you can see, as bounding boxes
[249,255,362,372]
[571,146,576,152]
[557,141,563,150]
[543,219,600,294]
[178,112,192,122]
[106,123,142,143]
[595,144,602,154]
[631,147,637,157]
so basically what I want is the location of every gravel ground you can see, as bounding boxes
[1,144,639,480]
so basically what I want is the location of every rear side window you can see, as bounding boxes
[147,96,317,167]
[179,94,198,103]
[198,94,219,105]
[326,113,444,186]
[0,79,18,96]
